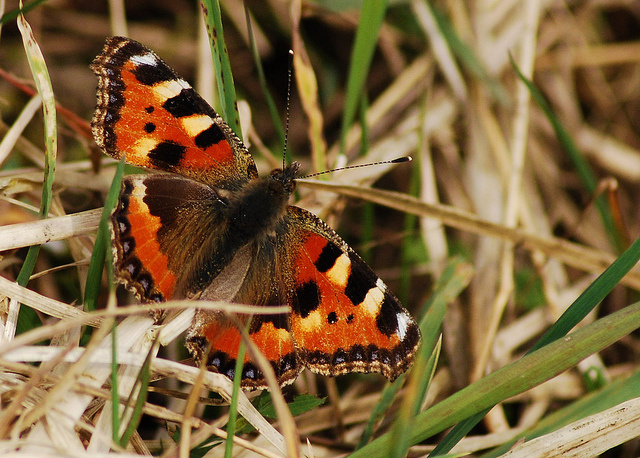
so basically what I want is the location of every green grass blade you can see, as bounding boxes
[84,157,125,312]
[418,258,473,367]
[357,93,374,264]
[14,247,41,335]
[431,233,640,455]
[399,95,429,304]
[0,0,48,25]
[111,320,120,443]
[429,409,486,456]
[356,258,472,449]
[103,159,126,444]
[355,376,404,449]
[200,0,242,139]
[397,258,472,454]
[509,54,625,253]
[15,9,57,335]
[353,300,640,457]
[118,340,156,447]
[388,338,441,458]
[339,0,388,156]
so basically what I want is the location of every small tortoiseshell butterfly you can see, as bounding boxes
[91,36,420,389]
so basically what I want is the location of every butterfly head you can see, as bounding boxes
[269,161,300,196]
[226,161,300,238]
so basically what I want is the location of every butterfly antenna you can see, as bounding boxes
[283,49,294,171]
[299,156,412,179]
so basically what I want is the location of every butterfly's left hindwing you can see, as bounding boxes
[186,311,300,389]
[185,242,302,389]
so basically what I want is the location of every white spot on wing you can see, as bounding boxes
[133,138,159,160]
[300,310,322,332]
[129,178,146,194]
[376,277,387,291]
[396,311,411,340]
[130,52,159,67]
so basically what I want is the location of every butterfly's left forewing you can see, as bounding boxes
[284,207,421,381]
[92,36,257,190]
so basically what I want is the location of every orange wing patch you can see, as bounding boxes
[112,176,177,302]
[186,312,300,389]
[114,60,235,169]
[289,226,420,381]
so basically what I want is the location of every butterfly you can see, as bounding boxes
[91,36,420,389]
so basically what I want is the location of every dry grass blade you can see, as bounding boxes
[0,209,101,251]
[501,397,640,457]
[2,323,287,454]
[0,95,41,166]
[299,180,640,289]
[291,0,327,172]
[0,275,99,326]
